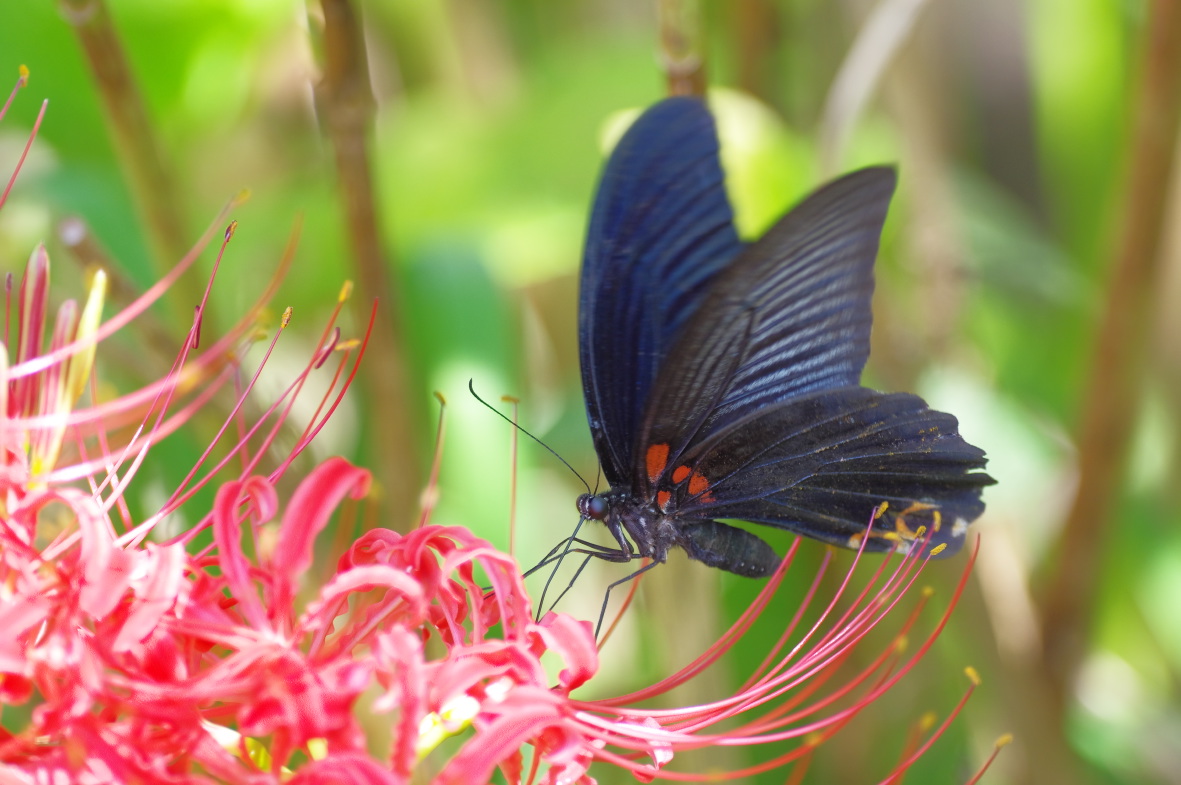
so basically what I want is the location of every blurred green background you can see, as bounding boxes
[2,1,1177,783]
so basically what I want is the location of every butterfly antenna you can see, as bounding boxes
[467,379,591,493]
[502,394,520,557]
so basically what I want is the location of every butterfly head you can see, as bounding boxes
[576,492,610,521]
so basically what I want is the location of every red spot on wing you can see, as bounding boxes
[657,490,672,511]
[671,465,691,484]
[686,471,716,504]
[645,443,670,483]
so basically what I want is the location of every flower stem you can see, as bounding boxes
[1040,0,1181,715]
[312,0,422,527]
[58,0,194,303]
[659,0,707,97]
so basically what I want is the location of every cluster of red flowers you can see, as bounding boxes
[0,67,998,784]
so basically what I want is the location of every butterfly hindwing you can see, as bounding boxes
[660,387,990,556]
[579,97,743,487]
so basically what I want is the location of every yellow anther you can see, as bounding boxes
[338,280,353,302]
[922,586,935,598]
[19,65,29,83]
[434,391,447,405]
[280,307,292,328]
[66,268,106,404]
[930,543,947,556]
[416,694,480,762]
[224,220,237,241]
[918,712,937,732]
[995,733,1014,748]
[964,666,981,686]
[805,731,825,748]
[894,636,908,653]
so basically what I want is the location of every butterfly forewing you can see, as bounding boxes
[635,167,895,493]
[579,98,743,487]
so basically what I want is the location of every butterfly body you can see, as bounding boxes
[576,97,994,575]
[579,488,783,576]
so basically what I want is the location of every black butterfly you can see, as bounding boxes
[573,97,994,579]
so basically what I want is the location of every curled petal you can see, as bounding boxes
[71,489,134,619]
[212,477,278,630]
[273,457,371,607]
[112,542,187,652]
[342,528,405,568]
[428,643,538,711]
[619,717,672,783]
[303,564,428,631]
[371,627,427,778]
[0,594,51,673]
[288,752,405,785]
[530,614,598,693]
[435,686,576,785]
[236,652,370,760]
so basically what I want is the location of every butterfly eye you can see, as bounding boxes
[577,493,609,520]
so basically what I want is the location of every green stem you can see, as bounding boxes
[59,0,195,307]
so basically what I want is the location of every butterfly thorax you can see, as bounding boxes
[578,489,786,578]
[577,491,680,565]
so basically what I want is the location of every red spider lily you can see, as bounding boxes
[0,67,599,785]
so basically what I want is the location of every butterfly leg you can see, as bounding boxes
[596,558,660,639]
[533,539,632,620]
[541,552,595,619]
[524,516,596,616]
[523,532,626,578]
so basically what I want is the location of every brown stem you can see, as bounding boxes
[314,0,422,529]
[732,0,778,104]
[658,0,707,97]
[1039,0,1181,709]
[58,0,194,304]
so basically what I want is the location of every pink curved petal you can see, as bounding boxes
[0,595,51,672]
[435,687,576,785]
[303,563,428,630]
[288,752,405,785]
[113,542,186,652]
[212,477,277,630]
[272,457,371,607]
[371,627,428,777]
[531,614,598,693]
